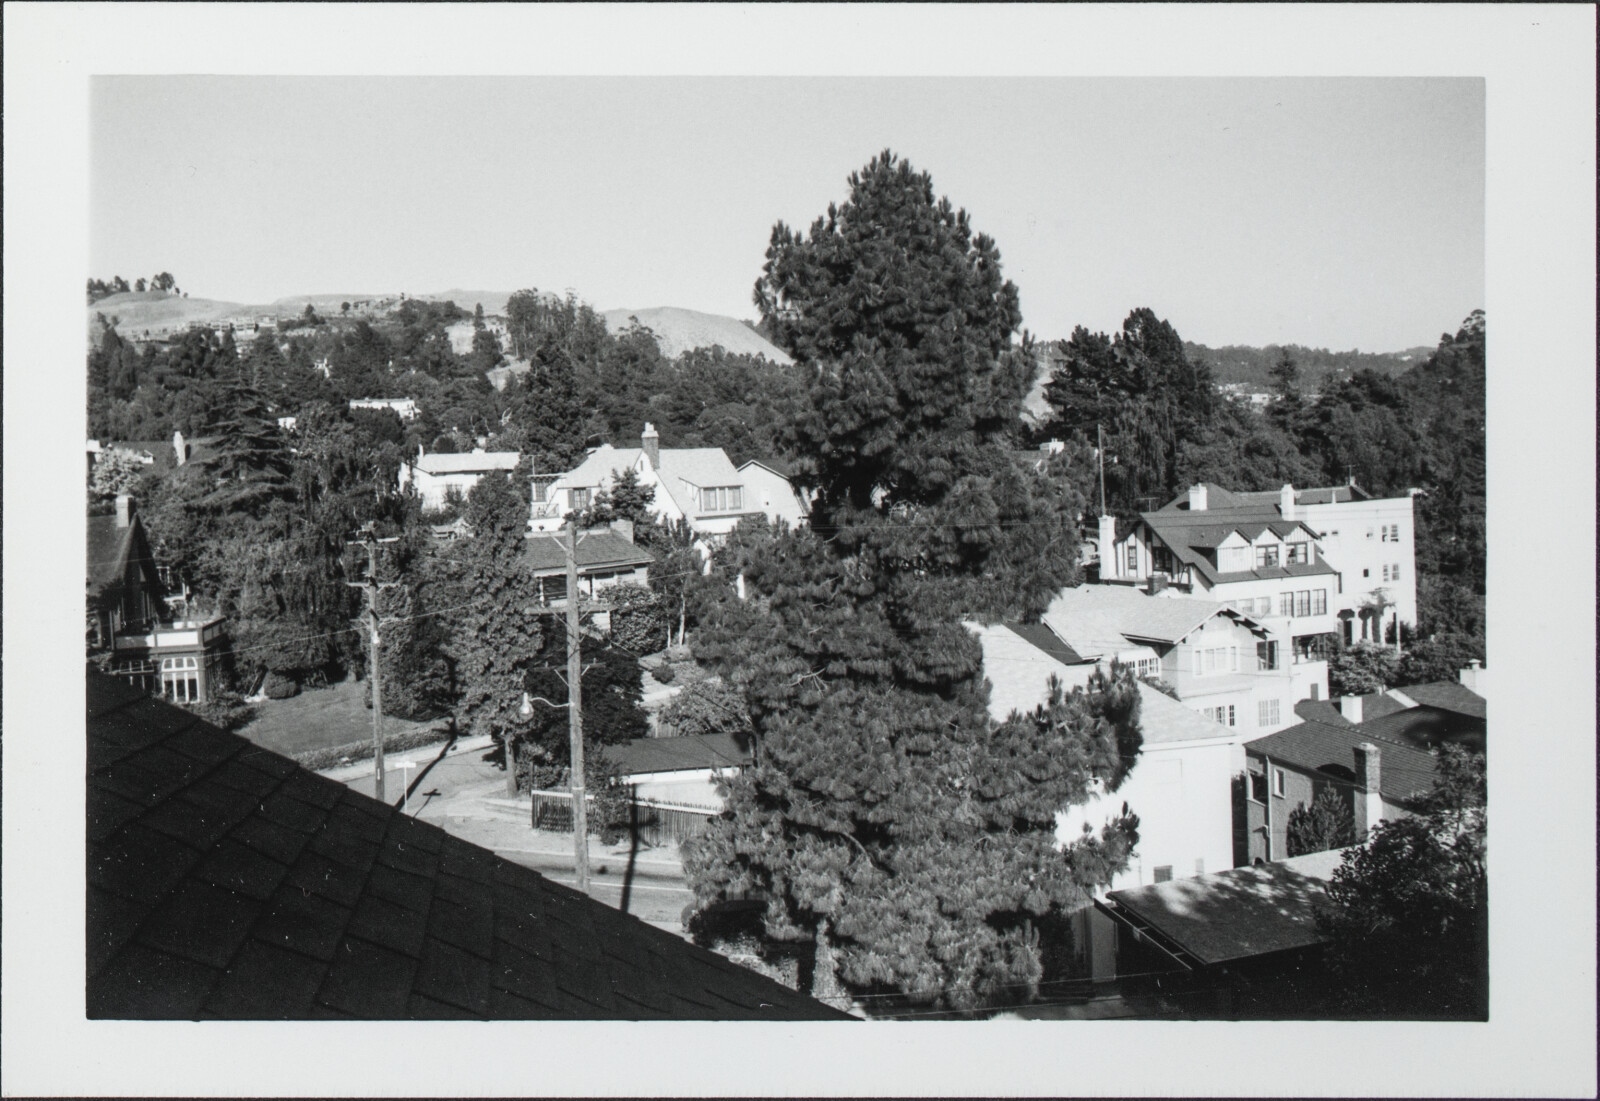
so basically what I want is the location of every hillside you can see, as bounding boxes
[1183,342,1430,389]
[601,306,793,365]
[89,291,245,339]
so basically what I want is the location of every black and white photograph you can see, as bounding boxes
[4,4,1595,1098]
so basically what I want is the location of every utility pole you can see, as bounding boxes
[347,522,400,803]
[1097,423,1107,516]
[564,518,589,894]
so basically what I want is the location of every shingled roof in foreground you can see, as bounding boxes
[86,672,847,1021]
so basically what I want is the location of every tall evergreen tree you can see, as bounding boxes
[684,153,1141,1014]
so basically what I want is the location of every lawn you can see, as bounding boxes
[238,677,446,758]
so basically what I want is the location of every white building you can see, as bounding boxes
[531,424,802,538]
[399,448,521,511]
[737,459,810,529]
[968,619,1245,893]
[349,397,419,421]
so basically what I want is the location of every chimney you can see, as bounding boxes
[173,429,187,466]
[641,423,661,468]
[115,494,135,529]
[1353,742,1384,839]
[1339,695,1363,724]
[1098,515,1117,579]
[1188,484,1208,511]
[1459,658,1484,696]
[1280,484,1295,522]
[610,518,635,544]
[1147,572,1168,595]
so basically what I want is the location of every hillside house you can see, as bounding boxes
[1039,585,1299,735]
[532,425,789,538]
[608,731,753,810]
[523,526,656,609]
[400,447,521,512]
[737,458,809,528]
[88,495,226,704]
[967,619,1246,893]
[349,397,419,421]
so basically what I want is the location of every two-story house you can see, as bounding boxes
[399,447,522,512]
[531,425,793,539]
[88,495,227,704]
[1038,585,1298,735]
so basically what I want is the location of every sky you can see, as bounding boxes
[91,76,1483,352]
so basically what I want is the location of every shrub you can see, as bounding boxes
[263,670,300,699]
[659,678,750,740]
[1285,788,1355,857]
[607,583,670,655]
[652,663,676,685]
[186,690,256,733]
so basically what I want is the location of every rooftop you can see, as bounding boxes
[86,672,845,1020]
[1156,482,1374,513]
[1043,585,1262,652]
[525,530,657,575]
[87,514,146,597]
[561,443,748,519]
[1358,704,1486,754]
[609,732,752,776]
[413,450,521,475]
[1395,680,1486,720]
[1103,847,1351,966]
[1245,719,1440,804]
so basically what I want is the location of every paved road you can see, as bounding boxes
[328,735,694,934]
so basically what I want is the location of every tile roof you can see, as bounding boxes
[1137,511,1331,588]
[1393,680,1486,720]
[1293,699,1352,727]
[1245,720,1439,804]
[414,450,521,475]
[1044,585,1253,647]
[560,444,746,518]
[524,530,657,575]
[1133,683,1238,746]
[86,672,847,1021]
[1002,622,1085,666]
[1104,848,1350,966]
[609,733,752,776]
[87,515,140,597]
[739,457,795,479]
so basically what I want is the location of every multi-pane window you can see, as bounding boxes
[1381,563,1402,582]
[1258,698,1281,727]
[1153,865,1173,884]
[1279,592,1294,617]
[1256,640,1279,671]
[1285,543,1309,565]
[1249,771,1268,803]
[161,655,200,703]
[1294,590,1311,618]
[1205,704,1236,726]
[1255,544,1280,569]
[570,487,592,511]
[1312,589,1327,615]
[1126,544,1139,573]
[1381,523,1400,542]
[700,486,745,513]
[1193,646,1239,676]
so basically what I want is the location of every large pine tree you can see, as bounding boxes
[683,152,1141,1014]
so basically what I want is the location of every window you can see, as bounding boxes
[701,486,745,513]
[1294,590,1310,618]
[1363,567,1370,578]
[1286,543,1309,565]
[1310,683,1320,701]
[1272,768,1286,797]
[1390,562,1401,581]
[1126,544,1139,573]
[1312,589,1327,616]
[1255,544,1280,569]
[570,487,592,511]
[1256,640,1279,671]
[1192,645,1239,676]
[161,655,200,703]
[1381,523,1400,542]
[1366,527,1375,540]
[1205,704,1236,726]
[1133,657,1160,678]
[1249,771,1268,803]
[1153,865,1173,884]
[1258,698,1281,727]
[1279,592,1294,617]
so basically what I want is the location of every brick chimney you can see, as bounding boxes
[1338,694,1363,724]
[172,429,187,466]
[1188,483,1208,511]
[1353,742,1384,839]
[641,423,661,469]
[115,493,135,529]
[1280,483,1296,521]
[1098,515,1117,579]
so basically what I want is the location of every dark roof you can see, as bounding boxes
[609,732,752,776]
[739,456,795,479]
[1003,622,1086,666]
[1396,680,1486,719]
[1103,848,1349,966]
[1245,720,1439,804]
[1357,705,1486,753]
[87,513,160,602]
[525,530,657,575]
[1158,482,1373,512]
[1136,512,1329,587]
[86,672,846,1020]
[1353,691,1410,722]
[1294,699,1351,727]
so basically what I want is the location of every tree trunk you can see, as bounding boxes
[810,918,851,1013]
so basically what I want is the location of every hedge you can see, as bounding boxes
[294,725,454,773]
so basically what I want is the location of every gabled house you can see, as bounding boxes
[85,672,845,1020]
[1040,584,1299,733]
[608,731,753,809]
[399,447,521,512]
[531,425,765,538]
[88,495,227,704]
[736,458,809,529]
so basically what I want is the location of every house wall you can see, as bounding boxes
[1241,755,1405,863]
[406,469,496,512]
[621,769,735,810]
[1298,495,1418,633]
[533,454,690,533]
[969,623,1097,722]
[738,465,808,529]
[1057,738,1244,893]
[1163,616,1296,734]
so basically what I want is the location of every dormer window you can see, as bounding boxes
[699,486,744,513]
[1285,542,1309,565]
[1255,545,1280,569]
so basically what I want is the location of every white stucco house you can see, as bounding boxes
[399,447,521,512]
[531,425,803,538]
[737,458,810,529]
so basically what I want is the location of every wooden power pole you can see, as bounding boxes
[564,519,589,893]
[347,522,399,803]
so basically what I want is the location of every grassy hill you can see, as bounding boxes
[1183,342,1430,389]
[89,291,245,337]
[600,306,793,365]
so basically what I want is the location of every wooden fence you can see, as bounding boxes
[527,789,719,847]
